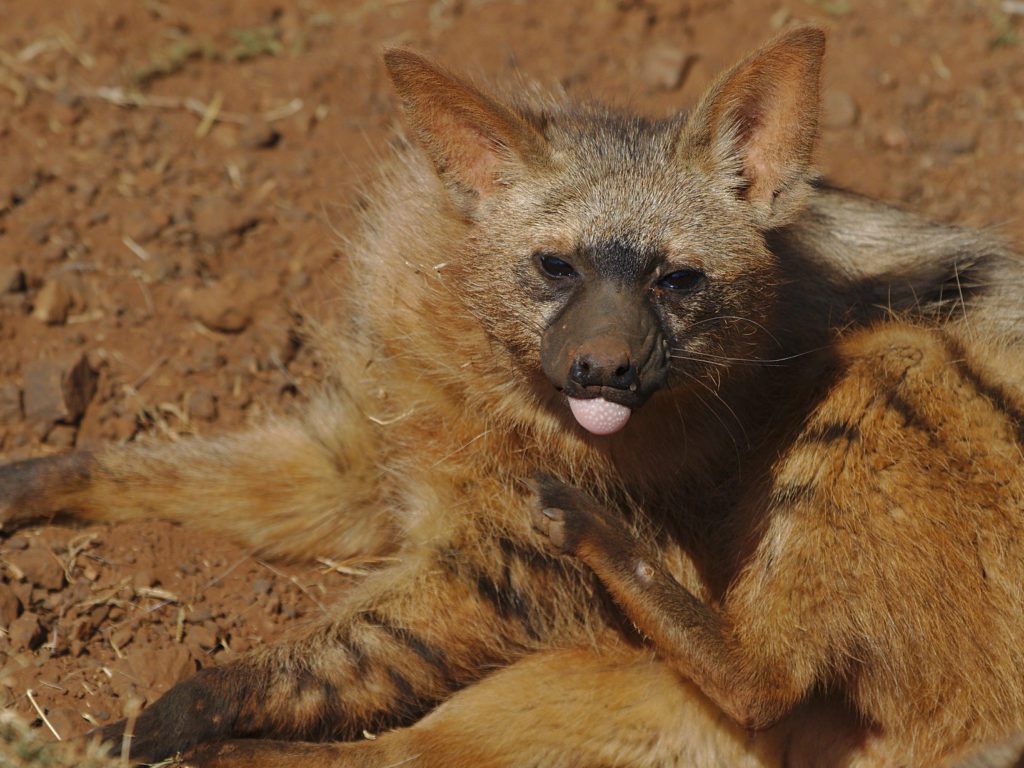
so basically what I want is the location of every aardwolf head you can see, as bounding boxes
[384,28,824,436]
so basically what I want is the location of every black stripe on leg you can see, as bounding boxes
[943,337,1024,445]
[798,421,860,445]
[475,566,541,641]
[362,611,458,689]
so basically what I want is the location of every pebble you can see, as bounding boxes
[189,622,218,649]
[8,612,44,651]
[187,606,214,624]
[192,199,262,244]
[238,120,282,149]
[900,84,930,110]
[31,279,74,325]
[44,424,78,450]
[0,583,21,627]
[822,90,859,129]
[187,387,218,421]
[0,267,25,293]
[191,281,253,334]
[881,126,909,150]
[0,382,22,423]
[938,130,978,156]
[22,353,99,425]
[42,707,81,741]
[123,209,170,244]
[639,45,692,91]
[8,548,67,591]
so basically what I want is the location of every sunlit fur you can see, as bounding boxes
[2,28,1024,768]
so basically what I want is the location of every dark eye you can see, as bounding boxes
[658,269,705,292]
[536,253,577,279]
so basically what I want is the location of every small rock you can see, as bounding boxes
[31,279,74,325]
[252,320,299,368]
[187,606,213,624]
[8,548,66,591]
[42,707,82,741]
[238,120,282,149]
[881,126,909,150]
[0,382,22,423]
[0,267,25,293]
[123,210,170,244]
[132,569,158,589]
[192,199,262,244]
[187,387,218,421]
[189,622,218,649]
[252,578,272,595]
[8,613,44,651]
[193,342,225,374]
[109,625,134,651]
[28,216,55,245]
[23,353,99,425]
[639,45,693,91]
[44,424,77,450]
[191,282,253,334]
[900,84,930,110]
[0,583,21,627]
[822,90,859,130]
[938,130,978,156]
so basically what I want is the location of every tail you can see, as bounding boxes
[0,393,395,563]
[776,183,1024,338]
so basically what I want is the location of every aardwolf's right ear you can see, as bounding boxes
[383,49,549,216]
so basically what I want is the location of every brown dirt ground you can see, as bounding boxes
[0,0,1022,755]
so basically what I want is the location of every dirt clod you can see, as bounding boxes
[22,354,99,426]
[8,612,45,651]
[822,89,859,129]
[0,382,23,423]
[6,549,66,592]
[0,582,22,627]
[31,280,75,325]
[0,268,26,294]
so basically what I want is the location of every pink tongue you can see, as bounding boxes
[567,397,632,435]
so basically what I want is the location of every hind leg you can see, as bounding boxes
[179,646,872,768]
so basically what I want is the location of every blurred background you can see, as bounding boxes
[0,0,1021,753]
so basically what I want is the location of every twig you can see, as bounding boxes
[120,699,141,765]
[256,559,330,616]
[195,90,223,138]
[132,354,167,391]
[88,85,302,126]
[122,235,151,262]
[26,688,61,740]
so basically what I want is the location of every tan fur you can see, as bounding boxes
[2,28,1023,768]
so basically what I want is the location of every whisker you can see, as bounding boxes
[678,369,749,448]
[688,315,783,348]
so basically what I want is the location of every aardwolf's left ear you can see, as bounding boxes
[384,49,549,217]
[681,27,825,229]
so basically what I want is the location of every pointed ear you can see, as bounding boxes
[681,27,825,228]
[383,49,549,215]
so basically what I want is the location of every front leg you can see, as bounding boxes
[532,477,814,730]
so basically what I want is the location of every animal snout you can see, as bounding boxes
[569,341,638,391]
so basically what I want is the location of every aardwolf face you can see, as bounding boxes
[385,28,823,435]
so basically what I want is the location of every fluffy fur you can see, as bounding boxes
[1,28,1023,767]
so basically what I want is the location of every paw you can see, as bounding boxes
[531,506,585,553]
[529,475,612,556]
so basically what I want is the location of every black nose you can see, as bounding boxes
[569,346,638,390]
